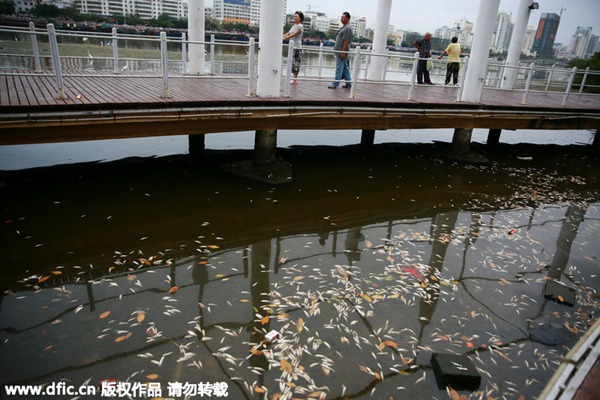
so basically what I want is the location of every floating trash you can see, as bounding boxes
[431,352,481,391]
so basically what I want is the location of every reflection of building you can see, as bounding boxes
[532,12,561,58]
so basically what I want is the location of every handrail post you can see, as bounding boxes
[364,46,371,79]
[545,64,555,92]
[349,46,360,99]
[247,37,255,96]
[112,28,119,73]
[456,56,468,102]
[29,22,41,72]
[181,32,187,74]
[317,42,324,79]
[408,51,419,100]
[47,24,67,100]
[210,34,215,75]
[521,62,535,104]
[562,67,577,106]
[497,61,506,88]
[382,48,389,82]
[160,31,170,98]
[283,44,293,97]
[579,67,590,94]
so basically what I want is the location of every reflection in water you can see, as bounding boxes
[0,145,599,399]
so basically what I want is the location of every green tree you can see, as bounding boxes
[568,52,600,93]
[0,0,15,15]
[29,4,60,18]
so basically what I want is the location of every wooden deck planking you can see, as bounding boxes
[1,72,594,111]
[26,75,61,106]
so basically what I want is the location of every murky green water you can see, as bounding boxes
[1,143,599,399]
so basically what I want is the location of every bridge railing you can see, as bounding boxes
[1,23,598,104]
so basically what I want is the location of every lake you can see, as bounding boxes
[1,130,599,399]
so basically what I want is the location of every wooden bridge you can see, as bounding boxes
[1,69,599,150]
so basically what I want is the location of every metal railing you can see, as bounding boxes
[1,23,599,105]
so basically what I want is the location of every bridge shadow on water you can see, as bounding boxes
[0,142,599,399]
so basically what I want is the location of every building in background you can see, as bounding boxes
[521,26,537,56]
[532,12,561,58]
[491,12,513,53]
[76,0,186,19]
[434,18,474,48]
[567,26,594,59]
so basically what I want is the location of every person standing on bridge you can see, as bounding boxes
[414,32,434,85]
[328,12,352,89]
[438,36,461,85]
[283,11,304,84]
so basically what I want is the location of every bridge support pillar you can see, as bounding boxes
[593,129,600,154]
[451,128,472,154]
[189,134,205,157]
[254,129,277,165]
[361,129,375,148]
[487,128,502,149]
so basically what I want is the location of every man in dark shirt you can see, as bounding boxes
[414,32,434,85]
[328,12,353,89]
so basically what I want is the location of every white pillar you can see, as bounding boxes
[366,0,392,81]
[188,0,205,75]
[257,0,285,97]
[501,0,534,89]
[461,0,500,103]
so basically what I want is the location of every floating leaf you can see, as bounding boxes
[448,386,460,400]
[381,340,398,349]
[115,333,132,342]
[99,311,111,319]
[360,293,373,303]
[280,359,293,373]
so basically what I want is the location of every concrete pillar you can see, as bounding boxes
[451,128,473,154]
[461,0,500,103]
[501,0,535,89]
[188,133,205,156]
[366,0,393,81]
[187,0,205,75]
[361,129,376,148]
[487,128,502,148]
[256,0,285,97]
[593,129,600,153]
[254,129,277,165]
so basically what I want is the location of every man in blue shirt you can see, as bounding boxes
[328,12,352,89]
[414,32,434,85]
